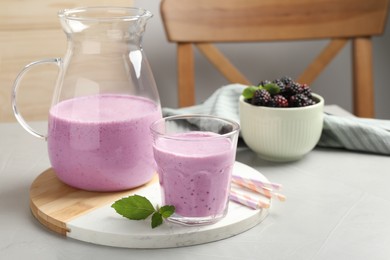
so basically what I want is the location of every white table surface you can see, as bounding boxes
[1,118,390,260]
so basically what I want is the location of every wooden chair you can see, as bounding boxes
[160,0,389,117]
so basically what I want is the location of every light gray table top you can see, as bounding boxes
[1,120,389,260]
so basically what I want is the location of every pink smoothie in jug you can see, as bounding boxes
[48,94,161,191]
[153,132,236,218]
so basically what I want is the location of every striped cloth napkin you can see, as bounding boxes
[163,84,390,155]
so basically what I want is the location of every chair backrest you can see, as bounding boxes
[160,0,389,117]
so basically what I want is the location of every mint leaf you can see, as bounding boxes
[151,212,163,228]
[112,194,176,229]
[159,205,175,218]
[111,194,155,220]
[263,83,280,95]
[242,86,258,99]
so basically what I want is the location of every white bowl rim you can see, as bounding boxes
[239,93,324,111]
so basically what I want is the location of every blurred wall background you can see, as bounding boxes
[1,0,389,121]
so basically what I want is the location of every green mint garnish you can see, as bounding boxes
[159,205,175,218]
[111,194,175,229]
[263,83,280,95]
[151,212,163,228]
[242,85,259,99]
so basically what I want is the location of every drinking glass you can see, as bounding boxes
[150,115,240,225]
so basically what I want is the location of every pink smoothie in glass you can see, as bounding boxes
[48,94,161,191]
[153,132,236,218]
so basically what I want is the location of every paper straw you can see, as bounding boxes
[231,178,286,202]
[229,190,270,209]
[232,175,283,190]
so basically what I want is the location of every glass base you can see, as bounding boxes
[167,207,228,226]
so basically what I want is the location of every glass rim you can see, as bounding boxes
[58,6,153,22]
[150,114,240,141]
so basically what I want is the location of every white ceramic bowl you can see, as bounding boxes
[239,93,324,162]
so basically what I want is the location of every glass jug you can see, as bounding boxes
[12,7,162,191]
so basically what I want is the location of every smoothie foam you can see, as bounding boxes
[48,94,161,191]
[153,132,235,218]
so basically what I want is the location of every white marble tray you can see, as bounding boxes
[31,162,270,248]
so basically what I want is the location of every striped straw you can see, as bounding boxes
[231,178,286,202]
[232,175,283,190]
[229,189,270,209]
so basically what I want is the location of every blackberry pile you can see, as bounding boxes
[243,76,317,107]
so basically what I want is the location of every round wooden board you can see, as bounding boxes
[30,162,270,248]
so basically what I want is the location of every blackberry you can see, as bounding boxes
[300,83,312,97]
[272,79,285,89]
[281,82,301,98]
[270,95,289,107]
[289,94,310,107]
[280,76,294,86]
[251,89,272,106]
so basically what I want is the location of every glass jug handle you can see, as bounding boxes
[11,58,62,140]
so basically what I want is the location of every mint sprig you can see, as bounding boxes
[242,85,258,99]
[262,83,280,95]
[111,194,175,229]
[242,83,281,99]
